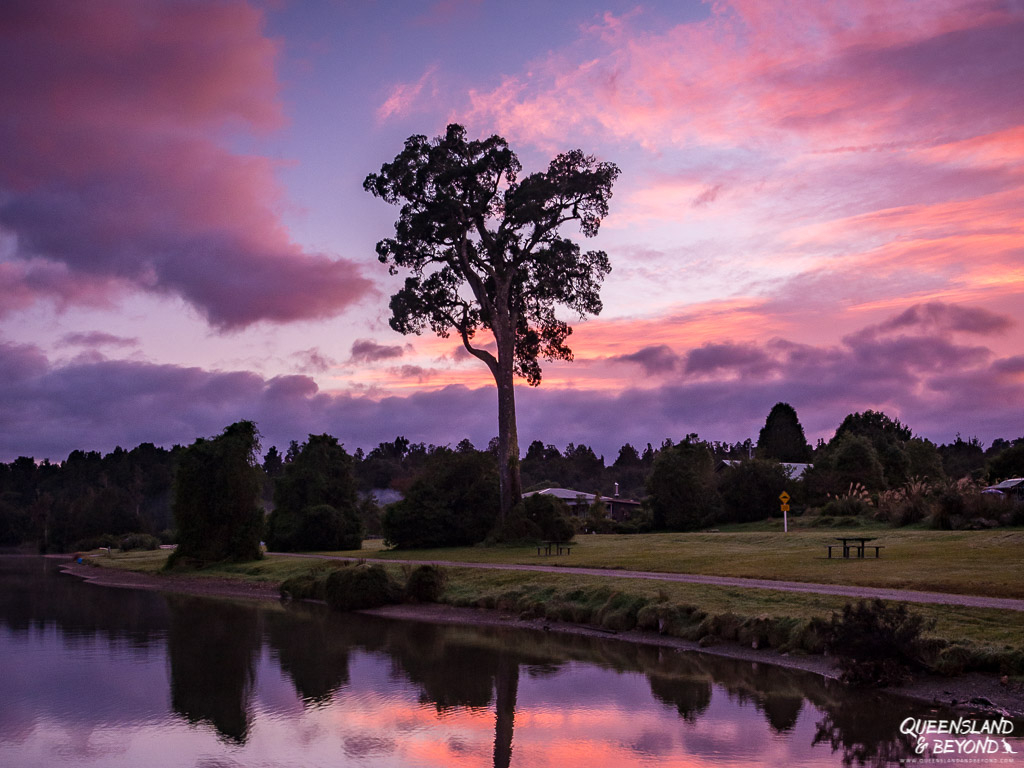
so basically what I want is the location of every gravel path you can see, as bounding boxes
[275,552,1024,612]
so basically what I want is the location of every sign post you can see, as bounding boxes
[779,491,791,533]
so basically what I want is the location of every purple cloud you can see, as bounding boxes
[0,0,372,329]
[291,348,336,374]
[684,343,773,376]
[611,344,680,374]
[2,303,1021,463]
[58,332,139,349]
[350,339,405,363]
[877,302,1013,335]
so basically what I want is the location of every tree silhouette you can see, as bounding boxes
[169,421,263,565]
[756,402,812,462]
[365,124,619,524]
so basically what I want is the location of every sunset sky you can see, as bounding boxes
[2,0,1022,462]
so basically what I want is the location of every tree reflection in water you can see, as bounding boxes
[166,595,260,743]
[813,701,917,767]
[259,605,934,767]
[0,558,969,766]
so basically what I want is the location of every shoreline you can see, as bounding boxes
[58,558,1024,718]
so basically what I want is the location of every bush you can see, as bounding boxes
[877,479,934,527]
[267,434,363,552]
[717,459,790,523]
[931,482,1014,529]
[646,437,722,530]
[405,564,446,603]
[118,533,161,551]
[280,573,328,601]
[824,600,941,687]
[522,493,575,543]
[324,564,401,611]
[492,502,542,543]
[71,533,120,551]
[382,449,499,548]
[269,503,363,552]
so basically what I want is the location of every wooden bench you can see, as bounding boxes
[826,544,884,558]
[537,541,571,556]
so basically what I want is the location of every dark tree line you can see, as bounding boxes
[0,443,176,552]
[1,405,1022,552]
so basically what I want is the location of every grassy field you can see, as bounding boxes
[307,527,1024,599]
[90,527,1024,671]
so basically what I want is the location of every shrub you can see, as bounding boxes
[405,564,446,603]
[931,479,1014,529]
[877,478,934,526]
[267,434,363,552]
[594,591,647,631]
[324,564,401,612]
[717,458,790,523]
[821,483,873,518]
[646,437,722,530]
[824,600,942,687]
[71,533,120,551]
[523,493,575,543]
[280,573,327,601]
[382,449,499,548]
[118,533,161,551]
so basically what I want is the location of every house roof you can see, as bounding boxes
[522,487,596,503]
[522,487,641,505]
[986,478,1024,491]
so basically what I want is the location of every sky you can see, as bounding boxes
[1,0,1023,463]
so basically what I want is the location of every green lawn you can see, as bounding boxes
[312,528,1024,599]
[91,541,1024,654]
[87,529,1024,666]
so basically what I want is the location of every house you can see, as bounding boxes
[984,478,1024,502]
[522,486,642,523]
[716,459,813,480]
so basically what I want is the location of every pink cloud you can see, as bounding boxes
[466,1,1023,152]
[377,65,438,121]
[0,0,372,328]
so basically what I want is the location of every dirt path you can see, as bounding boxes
[275,552,1024,612]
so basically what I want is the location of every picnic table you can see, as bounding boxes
[537,540,572,556]
[827,537,884,559]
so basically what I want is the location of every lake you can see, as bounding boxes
[0,555,1001,767]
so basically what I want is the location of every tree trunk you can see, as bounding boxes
[495,356,522,527]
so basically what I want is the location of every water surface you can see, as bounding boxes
[0,556,1002,767]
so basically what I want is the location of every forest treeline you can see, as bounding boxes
[1,403,1022,553]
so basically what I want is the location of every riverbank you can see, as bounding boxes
[59,557,1024,718]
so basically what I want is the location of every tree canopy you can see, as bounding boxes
[365,124,619,524]
[266,433,362,552]
[169,421,263,566]
[757,402,812,462]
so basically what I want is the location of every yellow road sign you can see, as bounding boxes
[781,503,790,512]
[779,491,790,503]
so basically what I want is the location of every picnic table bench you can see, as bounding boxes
[827,537,883,559]
[537,541,572,556]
